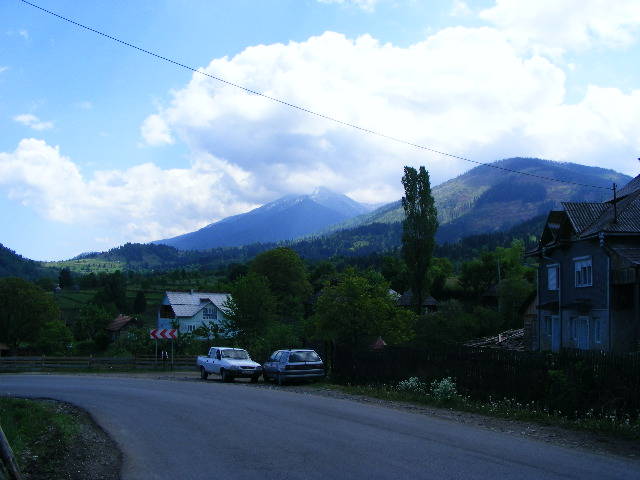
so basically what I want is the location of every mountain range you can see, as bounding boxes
[157,157,631,250]
[156,187,372,250]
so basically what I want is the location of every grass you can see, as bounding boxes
[45,258,126,274]
[325,380,640,441]
[0,397,80,477]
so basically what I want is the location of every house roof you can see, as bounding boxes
[610,246,640,266]
[397,290,438,307]
[165,291,231,317]
[464,328,526,351]
[562,202,609,235]
[580,190,640,236]
[106,314,135,332]
[610,174,640,201]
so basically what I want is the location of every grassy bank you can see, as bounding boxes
[326,380,640,441]
[0,398,79,478]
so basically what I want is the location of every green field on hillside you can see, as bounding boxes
[46,258,126,274]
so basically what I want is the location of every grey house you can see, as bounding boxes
[528,174,640,352]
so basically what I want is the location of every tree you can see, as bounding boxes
[313,269,415,350]
[401,166,438,313]
[133,290,147,314]
[249,248,312,323]
[74,303,112,340]
[223,272,277,341]
[36,320,73,355]
[58,267,73,288]
[0,277,59,353]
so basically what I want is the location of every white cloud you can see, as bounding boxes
[142,29,640,210]
[481,0,640,53]
[317,0,379,12]
[140,114,173,145]
[0,66,8,74]
[13,113,54,131]
[76,101,93,110]
[0,139,260,242]
[450,0,472,17]
[18,29,29,40]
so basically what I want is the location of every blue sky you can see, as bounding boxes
[1,0,639,260]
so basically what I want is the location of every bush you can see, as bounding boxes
[430,377,458,405]
[397,377,428,395]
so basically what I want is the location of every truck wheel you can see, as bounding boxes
[221,369,233,383]
[200,366,208,380]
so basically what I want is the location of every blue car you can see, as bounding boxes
[262,349,325,385]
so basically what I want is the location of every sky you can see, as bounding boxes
[1,0,640,260]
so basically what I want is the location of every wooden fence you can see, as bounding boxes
[0,355,197,372]
[332,347,640,413]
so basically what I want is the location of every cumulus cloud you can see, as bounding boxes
[141,29,640,208]
[317,0,379,12]
[481,0,640,53]
[13,113,54,131]
[0,66,8,74]
[0,139,259,242]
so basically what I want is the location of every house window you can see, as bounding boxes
[544,315,552,336]
[570,317,577,341]
[203,306,216,320]
[186,324,195,333]
[547,264,559,291]
[574,257,592,287]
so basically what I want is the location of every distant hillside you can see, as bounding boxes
[0,243,55,280]
[328,158,629,243]
[156,187,372,250]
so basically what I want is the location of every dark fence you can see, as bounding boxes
[332,347,640,413]
[0,355,197,371]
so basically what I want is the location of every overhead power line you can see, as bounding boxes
[21,0,612,191]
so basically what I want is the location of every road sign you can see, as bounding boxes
[150,328,177,339]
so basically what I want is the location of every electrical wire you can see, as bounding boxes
[20,0,613,191]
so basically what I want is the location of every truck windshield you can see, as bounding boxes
[221,349,250,360]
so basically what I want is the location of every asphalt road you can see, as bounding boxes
[1,375,638,480]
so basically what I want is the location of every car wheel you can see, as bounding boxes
[277,374,285,386]
[250,374,259,383]
[200,366,208,380]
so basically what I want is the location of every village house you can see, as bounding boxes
[106,314,139,341]
[528,174,640,352]
[157,290,231,335]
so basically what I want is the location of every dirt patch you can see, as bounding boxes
[17,400,121,480]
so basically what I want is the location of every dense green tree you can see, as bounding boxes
[249,248,312,323]
[74,303,112,340]
[313,269,415,350]
[93,271,128,312]
[36,320,73,355]
[223,272,277,340]
[0,277,59,352]
[58,267,73,288]
[401,166,438,313]
[133,290,147,314]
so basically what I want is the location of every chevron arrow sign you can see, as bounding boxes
[150,328,177,339]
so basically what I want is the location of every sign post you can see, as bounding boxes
[150,329,177,370]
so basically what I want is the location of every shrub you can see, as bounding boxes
[430,377,458,405]
[397,377,428,395]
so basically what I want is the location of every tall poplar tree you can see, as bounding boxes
[401,166,438,313]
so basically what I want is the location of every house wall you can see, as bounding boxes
[536,239,611,352]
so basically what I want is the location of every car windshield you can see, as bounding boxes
[221,349,250,360]
[289,351,321,362]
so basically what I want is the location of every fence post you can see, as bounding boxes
[88,355,93,369]
[0,424,22,480]
[41,355,45,369]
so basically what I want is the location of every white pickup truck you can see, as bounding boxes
[197,346,262,382]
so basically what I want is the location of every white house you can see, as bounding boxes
[157,290,231,335]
